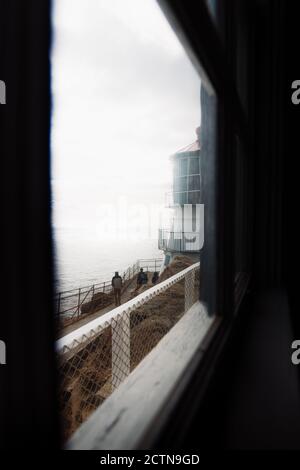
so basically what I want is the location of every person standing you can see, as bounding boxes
[137,268,144,288]
[112,271,122,306]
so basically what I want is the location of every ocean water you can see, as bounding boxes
[53,230,163,293]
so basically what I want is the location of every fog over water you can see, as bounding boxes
[51,0,200,292]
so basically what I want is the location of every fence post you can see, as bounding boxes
[77,288,81,317]
[185,269,195,312]
[57,292,61,316]
[111,313,130,391]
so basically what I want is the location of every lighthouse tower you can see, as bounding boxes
[159,127,202,268]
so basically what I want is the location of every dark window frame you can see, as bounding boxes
[0,0,256,449]
[158,0,253,321]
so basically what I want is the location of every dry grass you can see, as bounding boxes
[59,255,197,440]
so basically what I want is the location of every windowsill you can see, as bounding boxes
[67,300,219,450]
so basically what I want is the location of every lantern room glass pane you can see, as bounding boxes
[174,176,188,192]
[179,158,188,176]
[188,175,200,191]
[190,157,200,175]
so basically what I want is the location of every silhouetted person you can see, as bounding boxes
[137,268,148,288]
[152,271,159,285]
[137,268,144,287]
[112,271,122,306]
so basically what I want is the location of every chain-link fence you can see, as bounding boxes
[56,262,199,441]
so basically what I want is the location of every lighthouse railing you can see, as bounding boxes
[158,229,202,252]
[56,261,200,441]
[165,189,201,207]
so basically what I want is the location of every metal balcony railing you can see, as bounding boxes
[165,190,201,207]
[56,261,200,441]
[158,229,201,252]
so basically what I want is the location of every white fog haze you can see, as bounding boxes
[51,0,200,291]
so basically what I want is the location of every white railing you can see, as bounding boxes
[57,262,200,441]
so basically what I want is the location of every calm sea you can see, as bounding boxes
[53,230,163,293]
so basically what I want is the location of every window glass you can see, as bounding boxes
[173,159,180,177]
[52,0,217,442]
[190,157,200,175]
[188,190,200,204]
[174,176,188,192]
[188,175,200,191]
[180,158,188,176]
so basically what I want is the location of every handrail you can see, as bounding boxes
[56,281,112,297]
[56,258,163,298]
[55,257,163,319]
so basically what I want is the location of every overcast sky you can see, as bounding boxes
[51,0,200,238]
